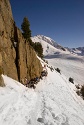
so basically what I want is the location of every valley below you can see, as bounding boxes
[45,53,84,85]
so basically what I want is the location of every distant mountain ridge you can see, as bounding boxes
[72,47,84,56]
[31,35,84,56]
[66,47,84,56]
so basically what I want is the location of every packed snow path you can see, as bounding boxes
[0,68,84,125]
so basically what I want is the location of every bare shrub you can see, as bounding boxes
[75,84,80,89]
[76,90,80,96]
[80,85,84,99]
[55,68,61,73]
[69,77,74,84]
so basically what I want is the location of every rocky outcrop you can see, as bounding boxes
[0,0,42,83]
[0,0,18,80]
[15,28,42,81]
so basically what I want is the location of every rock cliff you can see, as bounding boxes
[0,0,42,83]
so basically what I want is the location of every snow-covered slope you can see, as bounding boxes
[0,63,84,125]
[31,35,60,48]
[0,75,37,125]
[45,53,84,85]
[32,35,84,85]
[0,35,83,125]
[31,35,67,56]
[31,35,84,56]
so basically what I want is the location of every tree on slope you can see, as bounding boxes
[33,42,43,58]
[21,17,43,58]
[21,17,32,44]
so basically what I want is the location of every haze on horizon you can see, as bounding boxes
[10,0,84,48]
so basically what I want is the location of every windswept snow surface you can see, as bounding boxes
[0,67,84,125]
[45,54,84,85]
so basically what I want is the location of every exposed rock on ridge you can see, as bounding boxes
[0,0,42,82]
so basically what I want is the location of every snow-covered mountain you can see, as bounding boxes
[32,35,60,48]
[31,35,84,56]
[0,58,84,125]
[31,35,67,56]
[71,47,84,56]
[32,35,84,85]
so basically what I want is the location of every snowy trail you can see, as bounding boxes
[32,69,84,125]
[0,68,84,125]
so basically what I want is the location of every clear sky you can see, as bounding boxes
[10,0,84,48]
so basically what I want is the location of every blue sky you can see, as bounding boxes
[10,0,84,48]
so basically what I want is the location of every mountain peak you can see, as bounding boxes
[31,35,66,56]
[32,35,84,56]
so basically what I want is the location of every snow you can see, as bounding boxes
[32,35,84,85]
[45,54,84,85]
[0,75,37,125]
[31,35,67,56]
[69,47,84,56]
[0,35,84,125]
[0,64,84,125]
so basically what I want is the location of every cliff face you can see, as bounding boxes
[0,0,42,82]
[15,28,42,81]
[0,0,18,80]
